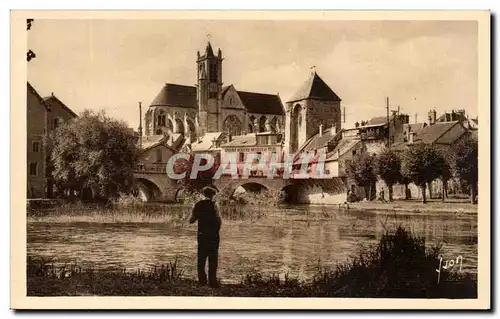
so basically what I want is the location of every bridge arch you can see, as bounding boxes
[234,182,269,194]
[134,178,162,202]
[281,184,300,204]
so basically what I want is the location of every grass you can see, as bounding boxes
[27,195,269,224]
[27,226,477,298]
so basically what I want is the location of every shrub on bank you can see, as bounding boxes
[27,226,476,298]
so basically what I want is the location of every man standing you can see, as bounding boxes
[189,186,222,287]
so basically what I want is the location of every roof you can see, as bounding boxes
[27,82,50,111]
[403,123,427,132]
[221,86,231,96]
[326,139,362,161]
[191,132,224,152]
[437,111,467,123]
[150,83,197,108]
[288,72,341,103]
[236,91,285,115]
[363,116,393,127]
[471,130,478,141]
[220,133,257,148]
[392,121,465,149]
[298,128,342,152]
[415,121,460,144]
[140,134,182,151]
[43,94,78,118]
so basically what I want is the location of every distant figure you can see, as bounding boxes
[189,187,222,287]
[378,188,387,203]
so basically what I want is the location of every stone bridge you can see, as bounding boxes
[134,169,347,204]
[133,170,300,203]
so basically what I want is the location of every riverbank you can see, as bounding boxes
[27,226,477,298]
[346,199,477,215]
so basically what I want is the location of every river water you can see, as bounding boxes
[27,205,477,283]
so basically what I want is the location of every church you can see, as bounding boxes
[143,41,286,143]
[141,40,342,158]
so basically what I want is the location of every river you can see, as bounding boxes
[27,204,477,284]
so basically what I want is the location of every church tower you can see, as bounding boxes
[285,71,342,155]
[197,41,223,136]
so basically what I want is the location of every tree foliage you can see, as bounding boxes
[51,110,140,200]
[452,135,478,203]
[346,151,377,200]
[375,148,402,186]
[375,148,402,201]
[400,144,449,203]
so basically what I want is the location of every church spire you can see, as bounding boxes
[206,41,214,57]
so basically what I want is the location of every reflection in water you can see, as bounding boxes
[27,206,478,283]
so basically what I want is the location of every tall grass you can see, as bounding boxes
[27,226,476,298]
[27,190,274,223]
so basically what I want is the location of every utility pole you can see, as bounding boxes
[386,97,390,147]
[138,101,143,149]
[415,113,418,124]
[343,107,346,123]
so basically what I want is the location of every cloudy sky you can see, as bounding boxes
[27,19,478,129]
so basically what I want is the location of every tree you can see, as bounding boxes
[452,135,478,204]
[436,149,453,202]
[51,110,140,201]
[400,144,448,203]
[346,152,377,201]
[375,148,402,201]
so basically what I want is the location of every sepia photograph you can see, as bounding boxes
[11,10,490,310]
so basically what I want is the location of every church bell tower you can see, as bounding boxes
[197,41,223,136]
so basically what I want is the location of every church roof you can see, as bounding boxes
[236,91,285,115]
[288,72,341,103]
[150,83,197,108]
[205,41,215,57]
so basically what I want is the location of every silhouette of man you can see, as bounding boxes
[189,186,222,287]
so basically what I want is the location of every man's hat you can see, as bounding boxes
[202,186,217,198]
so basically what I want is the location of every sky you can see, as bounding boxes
[27,19,478,129]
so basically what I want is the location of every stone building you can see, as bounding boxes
[284,71,342,155]
[27,82,48,198]
[27,82,78,198]
[142,41,286,147]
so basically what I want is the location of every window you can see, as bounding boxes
[32,141,40,153]
[229,97,232,106]
[352,150,356,156]
[156,149,163,163]
[209,63,218,82]
[239,152,245,163]
[53,118,59,129]
[209,92,217,99]
[157,113,166,127]
[29,162,38,176]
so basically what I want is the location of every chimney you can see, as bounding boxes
[331,124,337,136]
[428,109,436,125]
[408,131,415,144]
[319,124,323,137]
[355,121,360,128]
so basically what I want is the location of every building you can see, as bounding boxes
[355,112,410,154]
[27,82,49,198]
[27,83,78,198]
[43,93,78,197]
[219,132,284,177]
[284,72,342,155]
[142,41,286,148]
[435,109,478,130]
